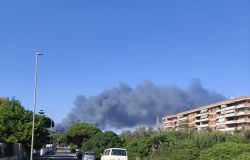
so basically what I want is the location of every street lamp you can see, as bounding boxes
[30,52,43,160]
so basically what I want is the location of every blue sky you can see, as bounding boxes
[0,0,249,123]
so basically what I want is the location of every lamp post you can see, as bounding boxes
[30,53,43,160]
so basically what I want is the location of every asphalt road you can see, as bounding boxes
[40,147,77,160]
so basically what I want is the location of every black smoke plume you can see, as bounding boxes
[56,79,225,131]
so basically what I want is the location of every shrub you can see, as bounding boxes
[126,137,149,159]
[200,142,250,160]
[167,130,191,141]
[242,130,250,143]
[167,140,199,160]
[191,131,244,150]
[232,152,250,160]
[147,132,175,153]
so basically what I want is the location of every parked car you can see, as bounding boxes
[101,148,128,160]
[82,151,96,160]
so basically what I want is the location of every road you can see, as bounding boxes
[40,147,77,160]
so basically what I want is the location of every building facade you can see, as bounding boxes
[162,96,250,131]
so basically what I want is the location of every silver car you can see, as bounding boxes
[82,151,95,160]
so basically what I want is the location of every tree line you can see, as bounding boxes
[56,122,250,160]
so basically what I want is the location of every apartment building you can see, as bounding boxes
[162,96,250,131]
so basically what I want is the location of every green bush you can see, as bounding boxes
[167,140,199,160]
[121,128,250,160]
[147,132,175,153]
[191,131,244,150]
[242,130,250,143]
[125,131,175,160]
[147,142,172,160]
[232,152,250,160]
[126,137,149,159]
[167,130,191,141]
[200,142,250,160]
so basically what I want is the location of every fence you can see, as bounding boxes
[0,143,26,160]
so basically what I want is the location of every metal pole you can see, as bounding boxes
[30,53,43,160]
[50,115,52,144]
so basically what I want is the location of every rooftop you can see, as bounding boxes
[163,96,250,119]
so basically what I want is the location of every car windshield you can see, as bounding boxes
[111,149,126,156]
[85,152,95,155]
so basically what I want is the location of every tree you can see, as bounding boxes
[0,98,50,149]
[125,136,149,159]
[66,122,101,147]
[81,131,123,159]
[51,133,66,147]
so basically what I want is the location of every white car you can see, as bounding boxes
[101,148,128,160]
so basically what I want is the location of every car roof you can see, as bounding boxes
[105,148,126,150]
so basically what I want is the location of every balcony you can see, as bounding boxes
[224,127,236,131]
[196,124,209,128]
[237,111,247,116]
[200,109,208,113]
[216,109,226,113]
[217,119,224,122]
[195,119,201,122]
[178,117,187,121]
[216,115,225,119]
[224,106,236,111]
[225,110,235,114]
[218,127,236,131]
[224,111,246,117]
[216,119,225,123]
[201,114,208,118]
[195,114,201,117]
[200,118,209,122]
[237,104,247,109]
[225,120,236,124]
[225,113,235,118]
[236,119,250,124]
[216,122,224,126]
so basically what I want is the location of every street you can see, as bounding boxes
[40,147,77,160]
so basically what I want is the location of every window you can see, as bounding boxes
[85,152,95,155]
[111,149,127,156]
[104,150,110,155]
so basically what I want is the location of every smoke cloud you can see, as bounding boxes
[56,79,225,131]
